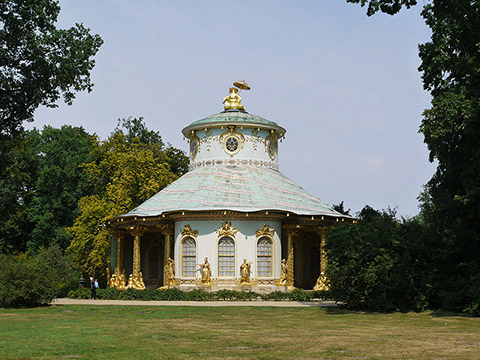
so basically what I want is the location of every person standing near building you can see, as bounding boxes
[90,277,96,300]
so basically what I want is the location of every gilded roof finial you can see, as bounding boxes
[223,80,250,111]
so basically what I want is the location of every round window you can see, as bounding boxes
[267,138,277,160]
[225,136,239,154]
[190,137,199,160]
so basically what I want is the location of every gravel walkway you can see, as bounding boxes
[52,298,338,307]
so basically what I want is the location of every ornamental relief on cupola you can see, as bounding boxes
[264,132,278,160]
[219,126,245,157]
[247,128,260,151]
[189,135,200,160]
[199,128,214,152]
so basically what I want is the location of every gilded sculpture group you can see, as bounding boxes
[108,268,146,290]
[107,255,321,289]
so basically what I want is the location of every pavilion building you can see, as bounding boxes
[106,81,353,292]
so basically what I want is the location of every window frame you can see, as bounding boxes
[256,236,274,278]
[217,236,236,278]
[181,236,197,278]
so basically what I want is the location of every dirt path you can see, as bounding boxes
[52,298,338,307]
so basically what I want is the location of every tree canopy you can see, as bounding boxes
[345,0,480,312]
[67,118,188,277]
[0,0,103,135]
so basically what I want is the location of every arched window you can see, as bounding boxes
[182,237,196,277]
[218,237,235,277]
[257,237,273,277]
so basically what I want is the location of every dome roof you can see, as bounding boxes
[182,109,286,138]
[119,164,348,219]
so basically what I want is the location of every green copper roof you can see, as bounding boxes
[193,110,277,126]
[121,165,348,218]
[182,110,286,138]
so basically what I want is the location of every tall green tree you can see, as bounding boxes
[347,0,480,311]
[0,126,96,253]
[0,132,38,252]
[27,125,96,251]
[67,118,187,277]
[0,0,103,135]
[326,206,434,312]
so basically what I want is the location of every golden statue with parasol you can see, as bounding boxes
[223,80,251,111]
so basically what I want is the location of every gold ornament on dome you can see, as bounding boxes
[190,135,200,160]
[219,126,245,157]
[265,132,278,160]
[222,80,250,111]
[181,224,199,238]
[216,221,238,238]
[256,224,275,238]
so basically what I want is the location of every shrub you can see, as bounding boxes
[96,287,120,300]
[262,291,290,301]
[464,274,480,316]
[184,289,213,301]
[288,289,312,301]
[0,253,60,307]
[326,206,432,312]
[37,245,78,297]
[68,287,91,299]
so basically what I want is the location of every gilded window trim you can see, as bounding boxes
[190,135,200,160]
[219,126,245,157]
[264,132,278,160]
[217,236,236,278]
[255,235,274,278]
[181,236,197,278]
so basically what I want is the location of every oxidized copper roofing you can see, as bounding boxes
[121,165,346,218]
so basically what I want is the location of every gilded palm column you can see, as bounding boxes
[283,224,298,290]
[109,230,127,289]
[159,224,174,287]
[314,226,330,291]
[128,226,147,290]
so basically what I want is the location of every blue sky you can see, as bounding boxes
[32,0,435,217]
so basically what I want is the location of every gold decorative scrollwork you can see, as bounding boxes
[314,226,330,291]
[256,224,275,238]
[264,132,278,160]
[158,224,174,237]
[216,221,238,238]
[129,226,147,237]
[219,126,245,157]
[181,224,199,238]
[282,224,299,238]
[190,135,200,160]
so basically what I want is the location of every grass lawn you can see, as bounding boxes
[0,305,479,359]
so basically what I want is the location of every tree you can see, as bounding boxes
[347,0,480,311]
[0,0,103,135]
[27,125,96,251]
[332,201,351,216]
[0,126,95,253]
[0,132,38,252]
[67,118,185,277]
[326,206,433,311]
